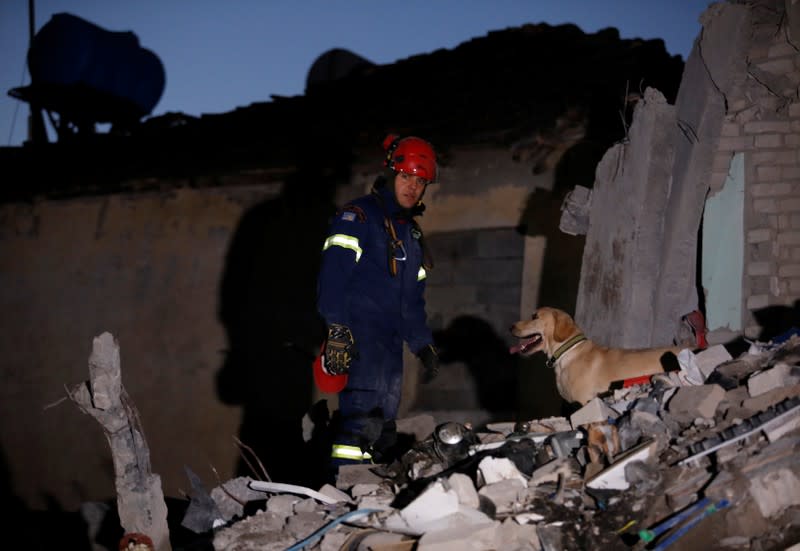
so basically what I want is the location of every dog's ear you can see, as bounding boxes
[552,310,575,342]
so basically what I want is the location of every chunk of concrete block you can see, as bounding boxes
[384,503,493,536]
[388,480,460,534]
[478,456,528,486]
[286,511,327,539]
[694,344,733,379]
[212,510,289,550]
[335,463,384,490]
[478,478,527,514]
[415,515,500,550]
[497,517,541,551]
[318,483,353,504]
[356,493,395,511]
[403,480,459,516]
[742,383,800,414]
[351,483,381,498]
[747,363,800,397]
[748,467,800,518]
[559,185,592,236]
[447,472,480,509]
[266,494,301,517]
[320,530,351,551]
[667,384,726,421]
[570,397,618,428]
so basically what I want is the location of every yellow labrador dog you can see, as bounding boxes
[510,307,681,405]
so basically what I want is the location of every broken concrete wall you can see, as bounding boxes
[574,1,787,347]
[709,0,800,341]
[574,88,677,348]
[650,1,752,344]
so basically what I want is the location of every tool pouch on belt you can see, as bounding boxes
[325,323,356,375]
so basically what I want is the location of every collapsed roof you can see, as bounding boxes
[1,22,684,202]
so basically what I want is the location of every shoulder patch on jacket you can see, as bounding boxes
[338,205,366,222]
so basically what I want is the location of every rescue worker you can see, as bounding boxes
[317,133,440,474]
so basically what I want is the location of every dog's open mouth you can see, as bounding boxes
[509,333,543,355]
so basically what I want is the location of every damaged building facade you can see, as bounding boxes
[0,1,799,547]
[570,0,800,350]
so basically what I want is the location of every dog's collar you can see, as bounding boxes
[546,334,587,369]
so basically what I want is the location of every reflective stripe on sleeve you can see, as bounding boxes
[417,266,427,281]
[331,444,373,461]
[323,234,362,262]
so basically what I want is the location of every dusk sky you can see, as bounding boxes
[1,0,713,147]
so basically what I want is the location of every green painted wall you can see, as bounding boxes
[702,152,744,331]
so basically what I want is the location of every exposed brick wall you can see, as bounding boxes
[413,228,524,416]
[711,1,800,337]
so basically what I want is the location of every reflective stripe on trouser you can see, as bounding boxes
[331,444,372,461]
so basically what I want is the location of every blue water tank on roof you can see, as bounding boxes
[26,12,165,122]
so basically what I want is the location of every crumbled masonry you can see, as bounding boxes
[195,336,800,550]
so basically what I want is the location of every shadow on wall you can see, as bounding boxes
[514,125,609,419]
[753,300,800,342]
[434,315,520,419]
[214,155,344,489]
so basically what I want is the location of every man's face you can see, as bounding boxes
[393,171,429,209]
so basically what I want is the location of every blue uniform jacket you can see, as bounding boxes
[317,184,433,357]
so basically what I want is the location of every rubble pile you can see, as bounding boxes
[196,336,800,550]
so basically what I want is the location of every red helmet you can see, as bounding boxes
[382,134,438,183]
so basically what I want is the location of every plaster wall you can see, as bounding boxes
[0,187,267,510]
[341,145,554,234]
[0,144,565,512]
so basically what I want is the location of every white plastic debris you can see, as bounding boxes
[585,440,657,490]
[249,481,344,505]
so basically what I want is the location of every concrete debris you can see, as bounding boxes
[569,397,618,428]
[667,383,726,422]
[558,185,592,236]
[477,456,528,486]
[70,332,172,551]
[185,336,800,549]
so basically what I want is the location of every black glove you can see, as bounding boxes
[324,323,356,375]
[417,344,440,384]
